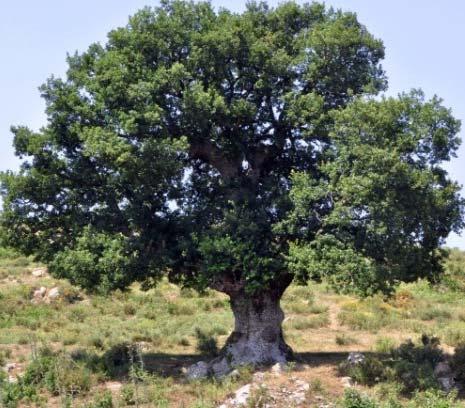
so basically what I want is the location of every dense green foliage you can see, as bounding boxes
[0,0,462,296]
[285,91,463,294]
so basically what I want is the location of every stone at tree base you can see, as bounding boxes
[347,352,365,365]
[434,361,452,377]
[211,358,232,378]
[271,362,287,376]
[227,369,240,380]
[186,361,210,380]
[438,376,455,392]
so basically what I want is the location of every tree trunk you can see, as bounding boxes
[223,290,292,366]
[186,275,294,378]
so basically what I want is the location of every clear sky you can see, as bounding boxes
[1,1,464,248]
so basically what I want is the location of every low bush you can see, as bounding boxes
[340,335,444,394]
[195,328,218,356]
[340,389,378,408]
[409,389,459,408]
[89,391,114,408]
[340,356,386,387]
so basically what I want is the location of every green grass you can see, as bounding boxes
[1,248,465,407]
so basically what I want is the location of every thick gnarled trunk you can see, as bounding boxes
[223,290,292,366]
[186,275,293,378]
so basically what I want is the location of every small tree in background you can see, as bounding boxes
[1,1,463,373]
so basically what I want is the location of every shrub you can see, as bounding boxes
[68,307,87,323]
[339,335,444,393]
[340,356,386,386]
[388,335,443,393]
[22,350,92,396]
[167,302,192,316]
[102,343,132,376]
[87,335,105,349]
[409,389,459,408]
[195,328,218,356]
[89,391,114,408]
[123,303,137,316]
[0,381,40,408]
[120,385,136,406]
[341,389,378,408]
[247,385,272,408]
[180,288,196,298]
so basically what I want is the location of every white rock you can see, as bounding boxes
[186,361,210,380]
[340,376,353,388]
[295,379,310,391]
[5,363,17,372]
[252,371,265,382]
[48,287,61,300]
[271,362,286,375]
[32,287,47,302]
[230,384,252,406]
[211,358,231,378]
[347,352,365,365]
[228,369,241,380]
[31,267,47,277]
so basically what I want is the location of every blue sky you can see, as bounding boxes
[0,1,464,248]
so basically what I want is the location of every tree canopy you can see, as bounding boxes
[1,0,463,300]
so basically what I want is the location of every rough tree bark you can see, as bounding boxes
[186,274,294,378]
[223,289,293,366]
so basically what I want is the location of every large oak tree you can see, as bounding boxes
[1,1,463,373]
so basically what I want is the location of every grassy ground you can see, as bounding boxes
[0,247,465,407]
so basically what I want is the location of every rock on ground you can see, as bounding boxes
[219,384,253,408]
[186,361,210,380]
[347,352,365,365]
[47,287,61,300]
[31,267,47,277]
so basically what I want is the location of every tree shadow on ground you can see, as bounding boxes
[94,343,361,379]
[135,350,364,378]
[90,338,465,400]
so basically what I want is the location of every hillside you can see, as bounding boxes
[1,248,465,407]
